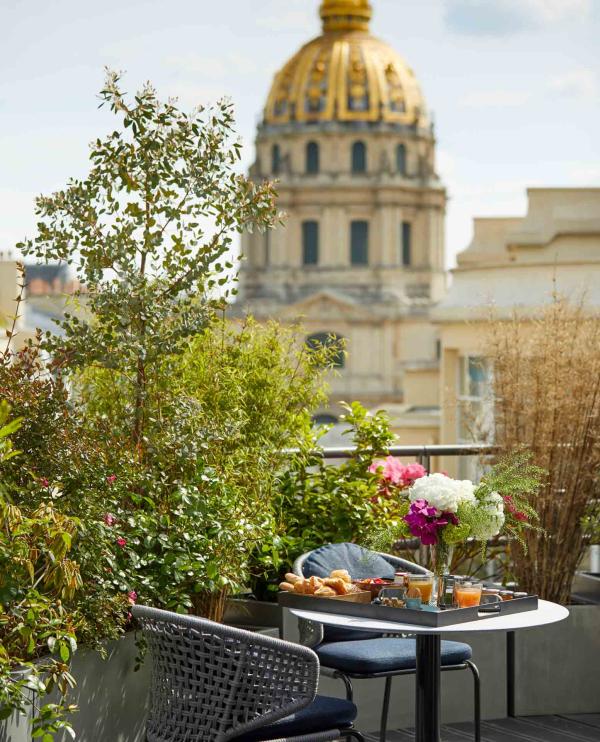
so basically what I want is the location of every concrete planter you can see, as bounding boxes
[514,604,600,716]
[0,634,151,742]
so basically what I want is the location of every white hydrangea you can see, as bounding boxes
[408,473,476,514]
[471,491,505,541]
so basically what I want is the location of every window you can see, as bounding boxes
[306,333,345,368]
[313,413,339,426]
[272,144,281,174]
[351,141,366,173]
[401,221,412,266]
[396,144,407,175]
[306,141,320,174]
[351,221,369,265]
[456,355,492,477]
[302,221,319,265]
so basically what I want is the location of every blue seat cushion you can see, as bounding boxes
[232,695,357,741]
[302,542,395,581]
[316,638,472,674]
[323,625,383,643]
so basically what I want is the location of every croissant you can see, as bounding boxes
[330,569,351,583]
[307,576,323,594]
[314,586,337,597]
[279,582,295,592]
[323,577,349,595]
[285,573,301,584]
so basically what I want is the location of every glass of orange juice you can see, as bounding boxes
[454,583,482,608]
[407,574,434,604]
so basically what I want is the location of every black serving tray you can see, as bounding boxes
[278,591,539,628]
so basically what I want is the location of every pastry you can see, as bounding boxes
[314,586,337,597]
[324,577,350,595]
[330,569,351,583]
[284,573,301,584]
[279,582,295,592]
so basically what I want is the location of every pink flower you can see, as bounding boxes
[369,456,407,486]
[40,478,50,488]
[127,590,138,604]
[116,537,127,548]
[106,474,117,485]
[401,463,427,486]
[404,499,459,546]
[515,511,528,522]
[104,513,117,527]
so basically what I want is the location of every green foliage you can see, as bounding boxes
[18,70,278,447]
[0,403,79,738]
[74,317,331,611]
[250,402,402,598]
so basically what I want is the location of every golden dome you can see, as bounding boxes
[264,1,428,128]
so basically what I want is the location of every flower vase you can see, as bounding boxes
[429,542,453,608]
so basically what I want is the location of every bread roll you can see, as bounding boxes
[285,573,301,584]
[279,582,295,592]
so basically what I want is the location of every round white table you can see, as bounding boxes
[291,600,568,742]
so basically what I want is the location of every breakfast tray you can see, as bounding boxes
[278,591,539,628]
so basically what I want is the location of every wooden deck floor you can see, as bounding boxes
[364,714,600,741]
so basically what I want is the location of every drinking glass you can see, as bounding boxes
[454,583,482,608]
[407,574,434,604]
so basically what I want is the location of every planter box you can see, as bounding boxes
[572,571,600,604]
[514,604,600,716]
[224,598,282,637]
[0,634,151,742]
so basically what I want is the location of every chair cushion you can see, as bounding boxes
[231,695,357,741]
[302,542,395,581]
[323,625,383,643]
[316,637,472,674]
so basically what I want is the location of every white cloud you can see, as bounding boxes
[549,68,598,100]
[460,89,531,108]
[445,0,592,36]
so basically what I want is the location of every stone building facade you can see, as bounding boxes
[236,0,446,430]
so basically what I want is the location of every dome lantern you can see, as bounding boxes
[320,0,372,32]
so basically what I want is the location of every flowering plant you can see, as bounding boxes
[368,450,544,556]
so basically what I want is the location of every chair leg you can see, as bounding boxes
[333,671,354,702]
[379,676,392,742]
[466,660,481,742]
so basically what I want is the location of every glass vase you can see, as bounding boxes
[429,541,453,608]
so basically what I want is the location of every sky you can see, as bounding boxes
[1,0,599,267]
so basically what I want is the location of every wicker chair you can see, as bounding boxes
[292,543,481,742]
[133,604,365,742]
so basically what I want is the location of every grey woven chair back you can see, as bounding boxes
[133,605,320,742]
[293,543,430,579]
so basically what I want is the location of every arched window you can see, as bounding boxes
[306,141,320,174]
[272,144,281,175]
[302,221,319,265]
[350,220,369,265]
[351,141,367,173]
[396,143,407,175]
[306,332,345,368]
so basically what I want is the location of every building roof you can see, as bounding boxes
[263,0,428,129]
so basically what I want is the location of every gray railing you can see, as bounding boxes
[284,443,496,474]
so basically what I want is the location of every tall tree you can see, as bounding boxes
[19,70,278,448]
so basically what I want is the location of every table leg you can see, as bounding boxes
[415,634,441,742]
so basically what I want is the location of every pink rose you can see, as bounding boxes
[127,590,138,604]
[104,513,117,526]
[116,537,127,548]
[401,462,427,486]
[106,474,117,485]
[369,456,406,486]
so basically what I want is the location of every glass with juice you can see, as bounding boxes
[407,574,434,604]
[454,583,482,608]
